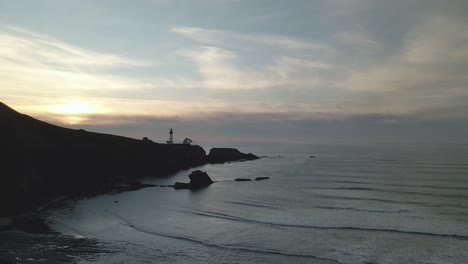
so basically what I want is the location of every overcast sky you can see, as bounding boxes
[1,0,467,143]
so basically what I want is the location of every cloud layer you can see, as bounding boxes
[1,0,467,142]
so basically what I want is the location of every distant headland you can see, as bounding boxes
[0,102,258,216]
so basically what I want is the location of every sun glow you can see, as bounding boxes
[49,100,99,114]
[43,100,110,125]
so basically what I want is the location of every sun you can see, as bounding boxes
[46,100,108,125]
[54,101,95,114]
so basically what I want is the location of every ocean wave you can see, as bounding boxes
[223,200,280,209]
[108,211,343,264]
[307,187,468,199]
[178,209,468,241]
[312,206,411,214]
[307,179,468,191]
[312,174,468,184]
[319,159,468,168]
[313,194,468,210]
[367,159,468,167]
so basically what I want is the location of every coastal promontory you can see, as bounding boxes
[0,102,207,216]
[0,102,263,216]
[207,148,259,164]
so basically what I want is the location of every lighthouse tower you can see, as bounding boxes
[167,128,174,144]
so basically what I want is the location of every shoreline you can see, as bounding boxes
[0,229,111,264]
[0,102,260,263]
[1,164,259,263]
[0,180,159,264]
[0,154,258,263]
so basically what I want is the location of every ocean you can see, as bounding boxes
[49,142,468,263]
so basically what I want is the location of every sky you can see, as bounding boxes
[1,0,468,144]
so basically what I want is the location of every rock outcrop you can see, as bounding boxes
[173,170,213,190]
[207,148,259,164]
[0,102,207,216]
[235,178,252,182]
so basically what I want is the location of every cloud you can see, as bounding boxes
[9,93,313,126]
[336,15,468,120]
[334,30,380,53]
[171,29,340,92]
[0,25,209,124]
[0,25,338,125]
[171,27,338,89]
[172,21,468,123]
[176,46,262,89]
[402,15,468,64]
[176,45,338,90]
[0,26,150,70]
[172,26,334,53]
[60,109,468,144]
[3,9,468,132]
[0,25,159,99]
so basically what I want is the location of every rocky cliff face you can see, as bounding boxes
[0,102,207,216]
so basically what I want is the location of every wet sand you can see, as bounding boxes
[0,180,161,263]
[0,230,110,264]
[0,211,109,264]
[0,197,115,263]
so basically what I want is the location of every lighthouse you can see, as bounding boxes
[167,128,174,144]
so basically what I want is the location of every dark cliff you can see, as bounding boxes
[207,148,259,164]
[0,102,207,216]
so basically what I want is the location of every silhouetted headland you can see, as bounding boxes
[0,102,258,216]
[207,148,259,164]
